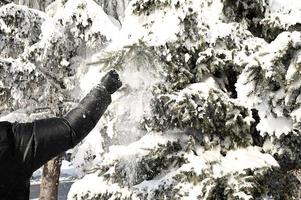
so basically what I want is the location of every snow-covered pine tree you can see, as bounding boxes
[1,0,301,199]
[0,0,120,199]
[67,0,301,199]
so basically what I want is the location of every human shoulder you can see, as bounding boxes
[0,121,13,137]
[0,121,12,127]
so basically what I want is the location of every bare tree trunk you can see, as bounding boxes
[39,156,62,200]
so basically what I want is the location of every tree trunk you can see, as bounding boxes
[39,156,62,200]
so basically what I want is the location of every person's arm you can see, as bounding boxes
[11,70,122,173]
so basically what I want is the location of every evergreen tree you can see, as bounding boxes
[1,0,300,199]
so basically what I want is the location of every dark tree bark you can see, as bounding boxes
[39,156,62,200]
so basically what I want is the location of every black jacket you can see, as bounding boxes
[0,85,111,199]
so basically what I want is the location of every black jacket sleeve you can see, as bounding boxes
[12,85,111,173]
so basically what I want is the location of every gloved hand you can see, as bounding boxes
[99,69,122,94]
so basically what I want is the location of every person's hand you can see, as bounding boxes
[99,70,122,94]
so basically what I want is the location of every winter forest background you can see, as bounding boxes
[0,0,301,199]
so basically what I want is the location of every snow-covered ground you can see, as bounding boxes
[30,181,74,200]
